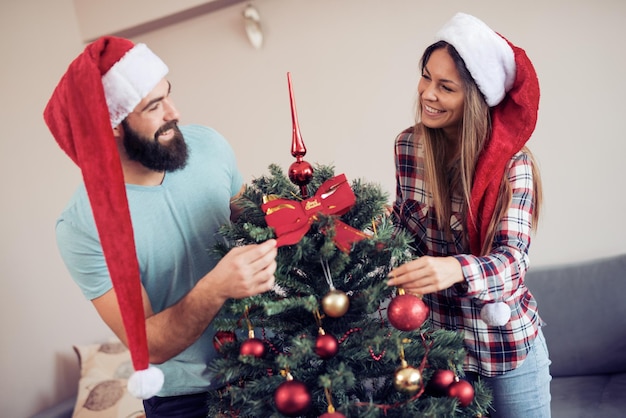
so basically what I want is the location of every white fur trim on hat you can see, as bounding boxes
[102,43,169,127]
[435,13,515,107]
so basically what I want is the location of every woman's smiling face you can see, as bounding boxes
[417,48,465,138]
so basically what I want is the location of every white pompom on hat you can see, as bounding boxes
[480,302,512,327]
[43,36,168,399]
[435,12,516,107]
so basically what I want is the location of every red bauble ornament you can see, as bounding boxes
[274,380,312,417]
[315,333,339,359]
[447,379,475,407]
[288,160,314,187]
[387,291,429,331]
[239,338,266,358]
[426,369,456,396]
[320,413,346,418]
[213,330,237,352]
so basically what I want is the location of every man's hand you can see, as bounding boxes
[205,239,278,302]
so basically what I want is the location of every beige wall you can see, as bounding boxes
[2,0,625,416]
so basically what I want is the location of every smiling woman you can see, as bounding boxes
[389,13,548,418]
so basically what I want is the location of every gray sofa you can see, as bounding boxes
[525,253,626,418]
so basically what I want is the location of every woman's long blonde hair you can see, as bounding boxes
[417,41,542,255]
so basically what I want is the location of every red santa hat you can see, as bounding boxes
[43,36,168,398]
[435,13,540,255]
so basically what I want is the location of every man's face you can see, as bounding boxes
[120,78,188,172]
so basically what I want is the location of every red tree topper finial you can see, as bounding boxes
[287,72,313,198]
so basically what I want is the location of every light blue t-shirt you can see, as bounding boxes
[56,124,244,396]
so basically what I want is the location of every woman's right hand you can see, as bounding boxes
[387,255,464,295]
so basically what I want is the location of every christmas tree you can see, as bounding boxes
[205,74,492,417]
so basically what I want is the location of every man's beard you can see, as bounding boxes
[121,120,188,172]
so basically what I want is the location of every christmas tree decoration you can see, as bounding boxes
[213,330,237,353]
[320,258,350,318]
[239,307,266,358]
[393,339,423,395]
[239,334,266,358]
[319,387,346,418]
[315,328,339,359]
[480,301,511,326]
[393,361,422,395]
[262,74,367,252]
[387,288,430,331]
[204,73,491,417]
[322,289,350,318]
[274,372,312,417]
[425,369,457,396]
[312,309,339,360]
[447,378,475,407]
[287,72,314,198]
[262,173,368,252]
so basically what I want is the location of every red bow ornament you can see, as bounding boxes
[262,174,368,253]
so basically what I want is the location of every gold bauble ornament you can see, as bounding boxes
[322,289,349,318]
[393,361,422,394]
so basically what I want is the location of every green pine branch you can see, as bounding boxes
[206,164,492,417]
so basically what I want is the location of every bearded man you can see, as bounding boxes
[44,37,277,418]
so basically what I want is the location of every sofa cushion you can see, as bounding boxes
[72,340,145,417]
[525,253,626,377]
[550,373,626,418]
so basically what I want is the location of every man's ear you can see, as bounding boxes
[112,123,123,139]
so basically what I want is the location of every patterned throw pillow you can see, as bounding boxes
[72,340,145,418]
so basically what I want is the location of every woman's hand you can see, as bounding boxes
[387,256,464,295]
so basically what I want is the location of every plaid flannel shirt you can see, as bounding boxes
[392,128,542,376]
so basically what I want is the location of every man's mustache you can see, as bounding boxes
[155,121,179,138]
